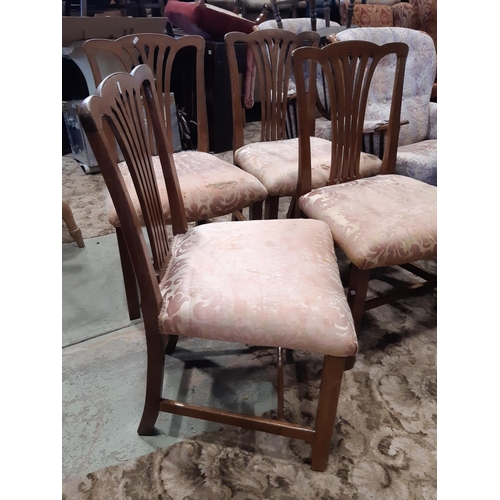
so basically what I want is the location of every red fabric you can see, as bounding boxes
[165,1,255,41]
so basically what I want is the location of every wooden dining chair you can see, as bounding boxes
[225,28,382,220]
[293,39,437,331]
[84,34,268,320]
[79,64,358,472]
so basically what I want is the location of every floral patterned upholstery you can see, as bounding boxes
[235,137,382,197]
[332,27,437,185]
[298,174,437,270]
[159,219,358,357]
[340,0,436,48]
[107,152,268,227]
[427,101,437,140]
[395,139,437,186]
[340,1,418,29]
[392,2,419,30]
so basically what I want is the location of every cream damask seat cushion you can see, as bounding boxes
[235,137,382,198]
[159,218,358,357]
[299,174,437,271]
[107,152,268,227]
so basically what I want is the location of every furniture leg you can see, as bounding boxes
[347,265,370,332]
[116,227,141,321]
[62,200,85,248]
[264,196,280,219]
[311,355,346,471]
[137,328,167,435]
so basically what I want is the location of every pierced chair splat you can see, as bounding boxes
[84,34,268,320]
[79,64,359,472]
[293,39,437,330]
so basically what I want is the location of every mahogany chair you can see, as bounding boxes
[225,29,381,219]
[84,34,268,320]
[79,64,358,472]
[62,199,85,248]
[293,39,437,330]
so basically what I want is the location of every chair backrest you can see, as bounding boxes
[225,29,320,151]
[336,27,435,146]
[78,65,188,322]
[84,34,209,152]
[293,39,408,195]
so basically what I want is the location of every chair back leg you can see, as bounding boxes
[347,265,370,331]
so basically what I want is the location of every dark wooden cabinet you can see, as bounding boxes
[204,40,247,153]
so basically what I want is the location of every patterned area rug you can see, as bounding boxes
[62,259,437,499]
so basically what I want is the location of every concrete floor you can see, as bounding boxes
[62,233,277,482]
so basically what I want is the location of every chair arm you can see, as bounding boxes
[364,119,409,134]
[427,101,437,140]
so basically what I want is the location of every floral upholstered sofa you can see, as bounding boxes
[339,0,437,48]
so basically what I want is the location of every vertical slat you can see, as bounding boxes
[277,347,284,420]
[225,33,246,151]
[237,31,320,145]
[293,40,408,190]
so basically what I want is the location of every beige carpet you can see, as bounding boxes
[62,122,263,244]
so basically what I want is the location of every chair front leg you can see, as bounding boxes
[249,201,263,220]
[311,355,347,471]
[138,328,167,436]
[264,196,280,219]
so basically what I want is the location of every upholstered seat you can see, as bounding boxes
[299,174,437,270]
[235,137,381,197]
[107,153,268,226]
[293,39,437,331]
[159,218,357,356]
